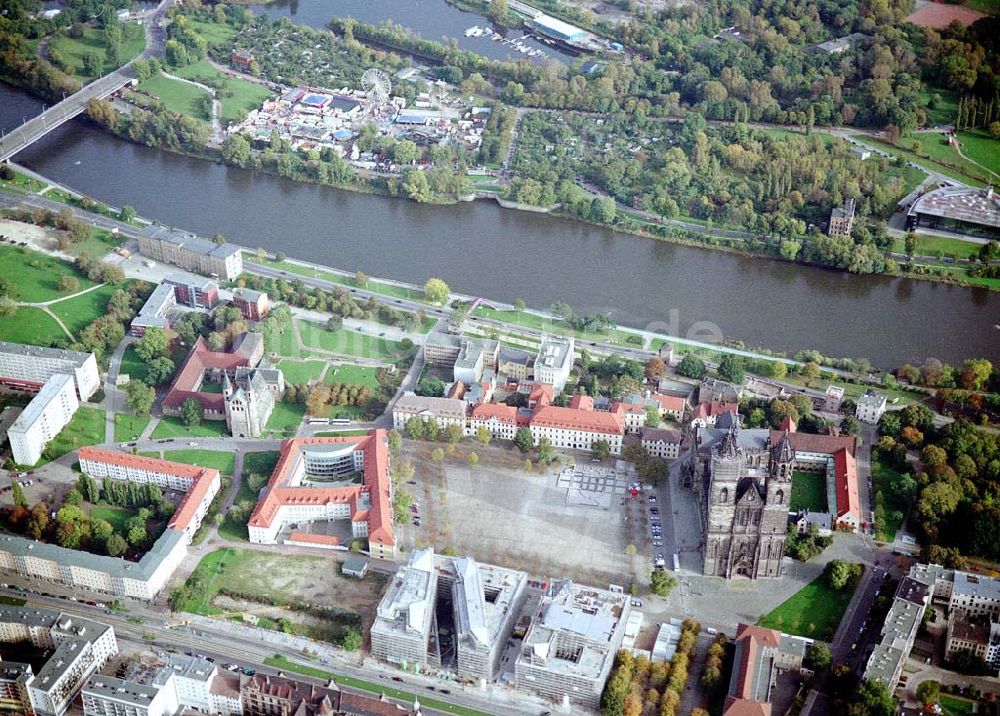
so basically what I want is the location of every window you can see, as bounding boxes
[774,489,784,505]
[719,487,729,503]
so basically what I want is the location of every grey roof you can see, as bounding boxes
[641,427,682,444]
[0,341,93,366]
[143,226,241,258]
[697,426,770,454]
[425,333,462,350]
[394,393,467,419]
[342,555,369,573]
[857,390,886,408]
[909,185,1000,229]
[10,374,74,433]
[498,347,532,366]
[952,571,1000,601]
[232,287,265,302]
[163,273,218,292]
[0,528,185,582]
[85,675,161,706]
[152,654,216,686]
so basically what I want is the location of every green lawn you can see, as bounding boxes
[263,655,491,716]
[187,19,238,47]
[871,458,910,542]
[324,364,380,389]
[50,24,146,79]
[297,321,404,360]
[935,265,1000,290]
[790,471,828,513]
[266,402,305,435]
[473,304,639,346]
[150,417,231,440]
[242,451,280,477]
[854,135,987,187]
[114,413,150,443]
[278,359,326,384]
[267,325,303,358]
[68,226,127,259]
[759,572,859,641]
[169,59,274,124]
[0,245,96,303]
[0,307,68,345]
[31,406,106,467]
[956,129,1000,175]
[910,131,998,183]
[119,346,150,384]
[890,233,984,260]
[243,254,425,302]
[161,449,235,475]
[0,170,45,195]
[89,505,135,533]
[940,695,978,716]
[138,73,212,121]
[50,282,134,337]
[918,88,959,127]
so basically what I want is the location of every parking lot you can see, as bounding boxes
[407,456,634,586]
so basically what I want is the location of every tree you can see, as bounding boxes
[11,482,27,508]
[645,357,668,381]
[387,429,402,454]
[445,424,464,444]
[476,426,491,446]
[221,133,251,168]
[146,356,176,385]
[650,570,677,596]
[82,51,103,77]
[393,139,419,164]
[58,275,80,293]
[181,397,202,426]
[514,427,534,452]
[467,452,479,465]
[119,205,136,223]
[675,354,706,378]
[135,327,170,362]
[432,447,445,462]
[645,404,661,428]
[717,354,745,384]
[625,544,637,557]
[125,381,155,416]
[825,559,854,590]
[850,679,896,716]
[340,628,363,651]
[423,278,450,305]
[916,680,939,707]
[800,361,821,386]
[403,169,432,202]
[592,439,611,460]
[0,297,17,319]
[101,264,125,285]
[105,533,127,557]
[805,643,832,671]
[405,416,426,439]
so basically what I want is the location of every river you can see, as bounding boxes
[1,83,996,367]
[244,0,574,64]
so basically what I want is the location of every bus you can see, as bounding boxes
[329,418,352,426]
[306,418,330,426]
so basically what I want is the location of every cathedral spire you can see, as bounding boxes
[716,418,743,460]
[773,431,794,464]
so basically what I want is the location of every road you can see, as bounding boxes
[104,336,135,444]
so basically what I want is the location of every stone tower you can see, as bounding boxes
[703,423,744,577]
[756,432,794,578]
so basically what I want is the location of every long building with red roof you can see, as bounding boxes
[724,624,807,716]
[247,431,396,560]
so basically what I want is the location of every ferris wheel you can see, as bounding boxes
[361,68,391,105]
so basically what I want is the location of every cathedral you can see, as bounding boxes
[700,422,793,579]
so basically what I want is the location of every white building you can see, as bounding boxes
[83,655,217,716]
[0,607,118,716]
[533,336,575,394]
[856,389,887,424]
[392,393,468,431]
[0,342,99,401]
[371,548,439,670]
[641,428,683,459]
[9,374,79,466]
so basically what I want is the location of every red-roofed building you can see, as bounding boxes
[833,448,860,530]
[247,431,396,560]
[611,400,647,434]
[651,393,687,421]
[724,624,806,716]
[469,402,520,441]
[691,401,739,428]
[525,383,554,408]
[530,403,624,455]
[78,446,221,540]
[162,335,263,419]
[568,394,594,411]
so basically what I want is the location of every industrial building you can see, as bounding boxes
[371,549,527,683]
[906,184,1000,238]
[0,341,100,401]
[138,226,243,281]
[0,607,118,716]
[514,581,631,709]
[8,373,78,466]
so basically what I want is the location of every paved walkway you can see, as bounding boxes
[160,71,222,140]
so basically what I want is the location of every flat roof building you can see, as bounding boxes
[0,341,100,401]
[9,373,78,466]
[130,282,176,337]
[533,336,574,394]
[907,184,1000,238]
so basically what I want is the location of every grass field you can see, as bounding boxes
[0,307,67,345]
[89,505,135,533]
[871,458,909,542]
[297,321,404,360]
[855,135,987,187]
[266,402,305,435]
[187,19,238,47]
[242,451,280,477]
[910,131,998,183]
[114,413,150,443]
[50,282,133,337]
[790,471,828,513]
[890,233,984,260]
[935,265,1000,290]
[0,170,45,195]
[759,572,858,640]
[119,346,150,384]
[243,255,425,302]
[50,24,146,79]
[957,129,1000,176]
[918,88,960,127]
[0,245,96,303]
[169,59,274,124]
[161,449,235,475]
[138,73,212,121]
[473,304,640,346]
[278,359,326,384]
[33,406,105,467]
[68,226,127,259]
[150,417,230,440]
[940,695,978,716]
[263,655,490,716]
[324,364,380,389]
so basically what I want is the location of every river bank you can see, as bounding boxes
[3,81,995,367]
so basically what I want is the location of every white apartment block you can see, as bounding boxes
[371,549,439,670]
[0,607,118,716]
[855,389,887,424]
[9,374,79,466]
[0,341,100,401]
[533,336,575,394]
[83,655,217,716]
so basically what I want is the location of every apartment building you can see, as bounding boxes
[0,341,100,400]
[162,273,219,310]
[247,432,396,560]
[945,616,1000,672]
[856,389,887,425]
[138,226,242,281]
[641,427,683,459]
[0,607,118,716]
[83,655,217,716]
[533,336,574,394]
[863,574,932,689]
[9,373,79,465]
[514,581,631,709]
[83,677,173,716]
[392,393,468,432]
[129,283,176,337]
[371,548,439,670]
[230,286,270,321]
